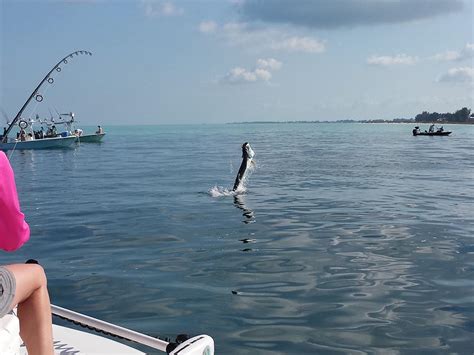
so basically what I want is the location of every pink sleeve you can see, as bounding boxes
[0,151,30,251]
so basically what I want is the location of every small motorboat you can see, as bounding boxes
[74,124,106,143]
[45,113,106,143]
[76,132,106,143]
[413,131,452,136]
[412,125,451,136]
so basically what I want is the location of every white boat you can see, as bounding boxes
[77,132,106,143]
[0,109,104,152]
[0,50,94,152]
[0,135,77,151]
[45,113,107,144]
[1,305,214,355]
[0,114,78,151]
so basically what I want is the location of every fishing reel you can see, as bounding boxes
[167,334,214,355]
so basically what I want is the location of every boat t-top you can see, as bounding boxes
[42,111,106,143]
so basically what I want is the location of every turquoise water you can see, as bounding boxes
[3,123,474,354]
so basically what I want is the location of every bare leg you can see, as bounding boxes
[5,264,53,355]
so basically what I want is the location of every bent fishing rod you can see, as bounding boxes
[2,50,92,144]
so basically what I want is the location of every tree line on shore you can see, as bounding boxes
[230,107,473,124]
[340,107,473,124]
[360,107,473,124]
[414,107,472,123]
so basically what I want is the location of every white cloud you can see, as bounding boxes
[220,22,277,48]
[433,50,462,61]
[270,36,325,53]
[199,21,217,34]
[141,1,183,17]
[367,54,419,66]
[201,21,325,54]
[433,43,474,62]
[220,58,282,85]
[256,58,282,70]
[365,44,474,69]
[220,67,267,84]
[254,68,272,81]
[437,67,474,83]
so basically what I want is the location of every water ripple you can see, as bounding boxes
[4,123,473,353]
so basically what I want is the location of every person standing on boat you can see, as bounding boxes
[429,124,435,133]
[96,125,103,134]
[0,151,54,355]
[19,129,26,142]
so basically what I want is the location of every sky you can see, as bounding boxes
[0,0,473,125]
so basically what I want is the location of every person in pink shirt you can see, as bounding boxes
[0,151,53,355]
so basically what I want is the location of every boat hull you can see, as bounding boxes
[77,133,105,143]
[414,131,452,136]
[0,136,77,151]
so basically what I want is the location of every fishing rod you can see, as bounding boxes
[51,304,214,355]
[1,50,92,143]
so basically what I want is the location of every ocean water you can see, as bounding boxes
[2,123,474,354]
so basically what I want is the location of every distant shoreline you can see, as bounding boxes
[228,120,474,125]
[230,107,474,125]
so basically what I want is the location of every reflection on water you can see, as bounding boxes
[4,124,474,354]
[234,194,255,224]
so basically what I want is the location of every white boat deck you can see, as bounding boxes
[1,314,145,355]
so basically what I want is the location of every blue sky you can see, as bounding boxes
[1,0,473,125]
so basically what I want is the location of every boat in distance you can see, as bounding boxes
[0,135,77,151]
[77,132,106,143]
[412,125,451,136]
[413,131,452,136]
[0,50,99,152]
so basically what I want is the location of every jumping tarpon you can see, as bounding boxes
[233,142,255,192]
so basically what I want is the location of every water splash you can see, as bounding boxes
[208,185,244,197]
[209,165,256,197]
[209,159,256,197]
